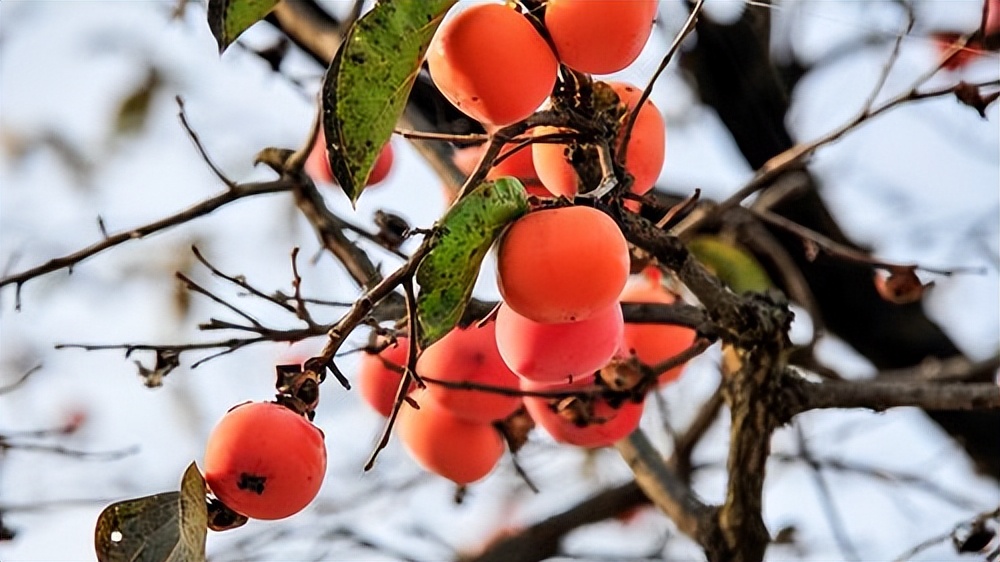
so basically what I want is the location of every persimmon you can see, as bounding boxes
[305,128,394,187]
[397,390,505,484]
[521,379,644,448]
[495,302,624,384]
[427,3,558,126]
[453,142,539,183]
[203,402,326,520]
[545,0,658,74]
[497,205,630,323]
[620,275,696,385]
[418,323,522,423]
[358,337,411,417]
[452,142,551,198]
[532,82,664,200]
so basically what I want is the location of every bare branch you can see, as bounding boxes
[615,429,712,539]
[619,0,704,163]
[752,207,986,276]
[190,246,297,315]
[0,439,139,461]
[0,179,295,295]
[0,364,42,395]
[787,370,1000,414]
[292,179,387,291]
[892,507,1000,562]
[794,423,861,561]
[670,383,724,480]
[176,96,236,189]
[688,78,1000,232]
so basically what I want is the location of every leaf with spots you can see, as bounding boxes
[95,463,208,562]
[416,178,529,347]
[687,236,773,294]
[207,0,280,54]
[323,0,457,205]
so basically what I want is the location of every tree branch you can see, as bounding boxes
[615,429,712,539]
[786,372,1000,414]
[0,179,294,296]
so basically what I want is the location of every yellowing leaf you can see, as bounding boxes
[688,236,772,294]
[95,463,207,562]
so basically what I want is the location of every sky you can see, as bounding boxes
[0,1,997,561]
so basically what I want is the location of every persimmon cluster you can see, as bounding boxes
[495,209,695,449]
[350,0,699,487]
[358,245,696,485]
[358,325,520,485]
[435,0,665,202]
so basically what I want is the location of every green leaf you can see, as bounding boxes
[323,0,457,204]
[95,463,208,562]
[416,178,529,347]
[207,0,280,54]
[687,236,772,294]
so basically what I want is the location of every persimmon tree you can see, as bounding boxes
[1,1,999,561]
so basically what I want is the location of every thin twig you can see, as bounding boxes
[892,507,1000,562]
[365,284,421,473]
[619,0,704,163]
[861,6,914,114]
[288,247,318,327]
[190,245,296,314]
[0,179,295,294]
[670,383,724,480]
[176,272,264,328]
[0,440,139,461]
[752,207,986,276]
[176,96,236,189]
[689,78,1000,232]
[393,128,489,143]
[647,337,713,379]
[0,364,42,395]
[615,428,711,539]
[656,189,700,229]
[795,423,861,561]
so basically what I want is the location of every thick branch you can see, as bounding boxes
[787,372,1000,414]
[711,344,787,562]
[615,429,712,539]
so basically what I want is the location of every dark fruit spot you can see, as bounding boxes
[237,472,267,495]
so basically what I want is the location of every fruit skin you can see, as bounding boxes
[532,82,664,200]
[427,3,558,126]
[397,390,505,484]
[451,143,551,199]
[545,0,658,74]
[358,338,411,417]
[305,128,394,187]
[521,379,644,448]
[495,302,624,384]
[497,205,630,323]
[204,402,326,520]
[418,323,523,423]
[453,142,539,184]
